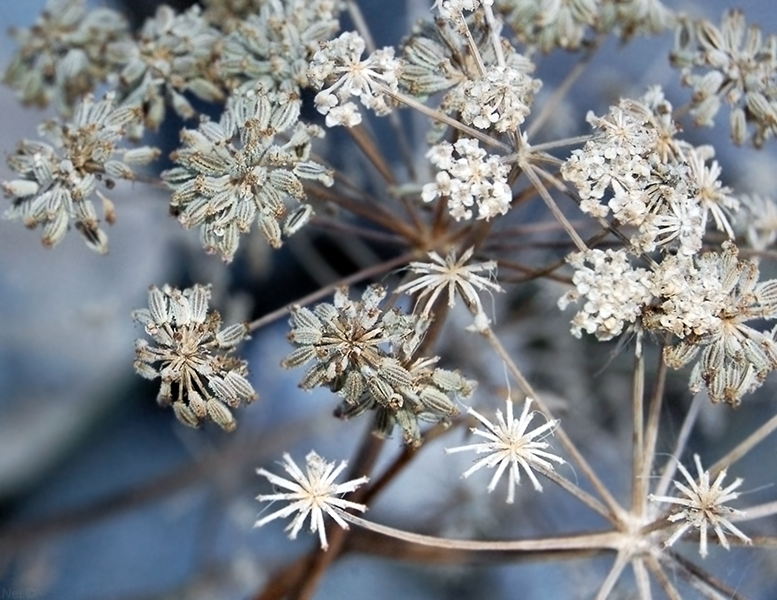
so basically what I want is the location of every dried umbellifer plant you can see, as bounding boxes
[3,0,777,598]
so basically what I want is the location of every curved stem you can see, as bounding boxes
[338,511,622,553]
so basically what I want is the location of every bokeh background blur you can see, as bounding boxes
[1,1,776,599]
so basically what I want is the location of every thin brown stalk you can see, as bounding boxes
[340,512,623,552]
[654,393,704,500]
[347,123,397,185]
[631,340,646,515]
[595,551,630,600]
[246,252,417,332]
[520,160,588,252]
[709,410,777,477]
[636,346,667,517]
[645,554,682,600]
[631,557,652,600]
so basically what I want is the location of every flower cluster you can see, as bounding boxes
[671,10,777,146]
[106,5,225,134]
[649,454,751,558]
[495,0,674,52]
[739,193,777,251]
[562,88,738,255]
[255,451,368,551]
[2,93,157,253]
[3,0,129,113]
[219,0,342,94]
[307,31,401,127]
[162,88,332,261]
[399,14,538,139]
[454,65,541,133]
[657,243,777,405]
[422,138,512,221]
[558,248,653,341]
[446,397,564,503]
[132,284,257,432]
[282,285,475,445]
[397,247,503,330]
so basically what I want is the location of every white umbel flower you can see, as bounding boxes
[308,31,401,127]
[446,398,564,503]
[649,454,751,558]
[255,451,369,550]
[422,138,512,221]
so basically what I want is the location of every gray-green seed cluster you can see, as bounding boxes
[282,285,475,445]
[133,284,257,432]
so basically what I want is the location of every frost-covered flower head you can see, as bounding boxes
[282,284,475,445]
[255,451,368,551]
[162,88,332,261]
[562,89,738,253]
[649,454,751,558]
[132,284,257,432]
[672,9,777,146]
[654,242,777,405]
[558,248,653,341]
[3,93,156,253]
[397,247,503,329]
[308,31,401,127]
[422,138,512,221]
[446,397,564,503]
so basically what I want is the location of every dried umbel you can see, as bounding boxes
[162,87,332,261]
[219,0,343,94]
[283,285,475,445]
[649,454,751,558]
[562,88,738,255]
[132,284,257,432]
[308,31,402,127]
[399,14,539,139]
[653,243,777,405]
[2,93,157,253]
[672,9,777,146]
[3,0,129,113]
[106,5,225,135]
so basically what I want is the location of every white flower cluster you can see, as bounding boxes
[558,248,652,341]
[454,65,541,132]
[399,15,538,140]
[308,31,401,127]
[422,138,512,221]
[672,10,777,146]
[648,253,726,339]
[562,88,739,255]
